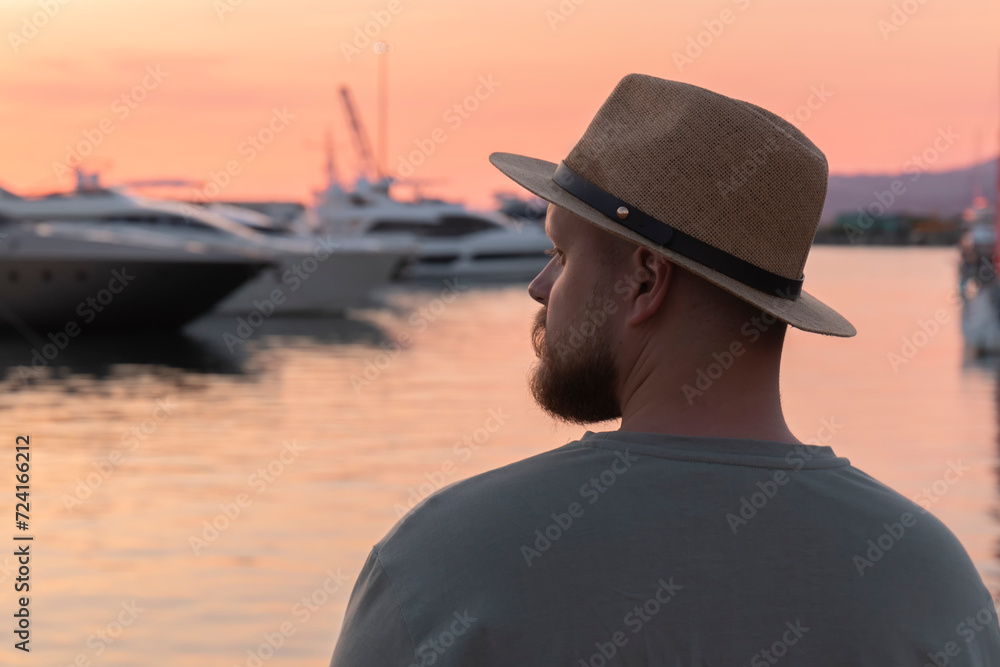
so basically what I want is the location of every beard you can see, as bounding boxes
[528,286,621,425]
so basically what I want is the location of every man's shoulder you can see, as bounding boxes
[354,443,1000,666]
[377,440,593,552]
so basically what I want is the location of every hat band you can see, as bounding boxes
[552,162,803,300]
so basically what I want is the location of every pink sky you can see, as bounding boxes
[0,0,997,208]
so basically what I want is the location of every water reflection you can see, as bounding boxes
[0,311,392,388]
[5,249,1000,666]
[186,311,393,349]
[952,353,1000,589]
[984,359,1000,566]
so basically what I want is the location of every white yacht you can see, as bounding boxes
[212,232,413,315]
[959,200,1000,354]
[311,176,553,282]
[0,216,269,332]
[0,174,415,315]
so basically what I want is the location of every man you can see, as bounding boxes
[331,74,1000,665]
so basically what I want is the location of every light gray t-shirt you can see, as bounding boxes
[330,430,1000,665]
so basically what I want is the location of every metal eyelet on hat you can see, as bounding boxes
[616,206,629,220]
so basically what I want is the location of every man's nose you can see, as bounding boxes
[528,265,551,306]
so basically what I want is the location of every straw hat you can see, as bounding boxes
[490,74,856,337]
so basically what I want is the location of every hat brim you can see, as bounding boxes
[490,152,856,337]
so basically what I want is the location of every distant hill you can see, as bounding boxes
[821,158,998,223]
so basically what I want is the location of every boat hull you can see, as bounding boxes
[213,246,410,315]
[382,230,552,282]
[403,253,550,282]
[961,284,1000,355]
[0,259,267,333]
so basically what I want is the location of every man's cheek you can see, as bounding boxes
[548,266,572,312]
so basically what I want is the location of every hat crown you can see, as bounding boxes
[564,74,829,280]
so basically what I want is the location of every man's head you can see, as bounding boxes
[490,75,855,350]
[527,204,787,425]
[492,74,853,433]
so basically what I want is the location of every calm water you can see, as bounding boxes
[1,246,999,665]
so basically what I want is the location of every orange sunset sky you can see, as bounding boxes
[0,0,997,209]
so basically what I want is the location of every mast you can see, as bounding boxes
[995,48,1000,276]
[324,126,340,187]
[339,86,379,181]
[377,42,389,179]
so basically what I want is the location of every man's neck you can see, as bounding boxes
[615,351,801,445]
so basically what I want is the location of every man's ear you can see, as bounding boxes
[625,250,672,327]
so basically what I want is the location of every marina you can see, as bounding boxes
[0,166,551,334]
[2,99,1000,665]
[2,98,1000,665]
[3,247,1000,665]
[0,0,997,662]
